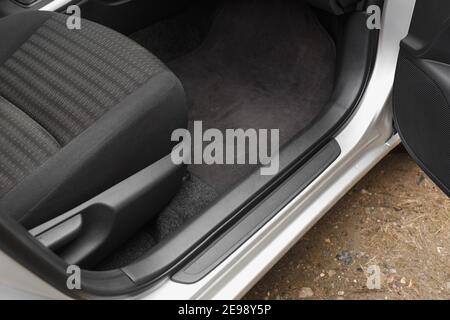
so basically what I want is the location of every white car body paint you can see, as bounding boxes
[39,0,73,11]
[0,0,416,299]
[0,250,67,299]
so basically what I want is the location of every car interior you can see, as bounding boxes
[0,0,380,296]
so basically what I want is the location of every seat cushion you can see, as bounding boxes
[0,96,60,196]
[0,12,187,228]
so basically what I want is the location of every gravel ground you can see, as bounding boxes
[245,147,450,300]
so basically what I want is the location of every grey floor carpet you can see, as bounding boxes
[130,2,216,62]
[169,0,336,193]
[96,0,335,270]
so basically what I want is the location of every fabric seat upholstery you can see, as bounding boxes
[0,11,187,228]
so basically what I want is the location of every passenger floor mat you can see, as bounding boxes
[169,0,336,193]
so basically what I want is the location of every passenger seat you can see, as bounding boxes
[0,11,187,229]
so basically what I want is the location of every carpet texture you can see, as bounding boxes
[169,0,336,193]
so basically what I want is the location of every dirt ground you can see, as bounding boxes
[245,147,450,300]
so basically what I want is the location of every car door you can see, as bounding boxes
[393,0,450,197]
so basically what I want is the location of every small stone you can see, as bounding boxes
[389,268,397,274]
[337,291,345,296]
[298,287,314,298]
[417,174,426,186]
[336,251,353,266]
[324,238,331,244]
[386,276,395,284]
[361,189,371,195]
[328,270,336,277]
[320,273,325,278]
[400,277,407,285]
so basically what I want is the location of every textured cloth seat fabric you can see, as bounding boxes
[0,96,60,196]
[0,11,187,228]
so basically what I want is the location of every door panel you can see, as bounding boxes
[393,0,450,196]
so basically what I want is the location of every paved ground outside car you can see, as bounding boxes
[245,147,450,300]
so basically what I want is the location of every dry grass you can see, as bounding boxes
[245,147,450,300]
